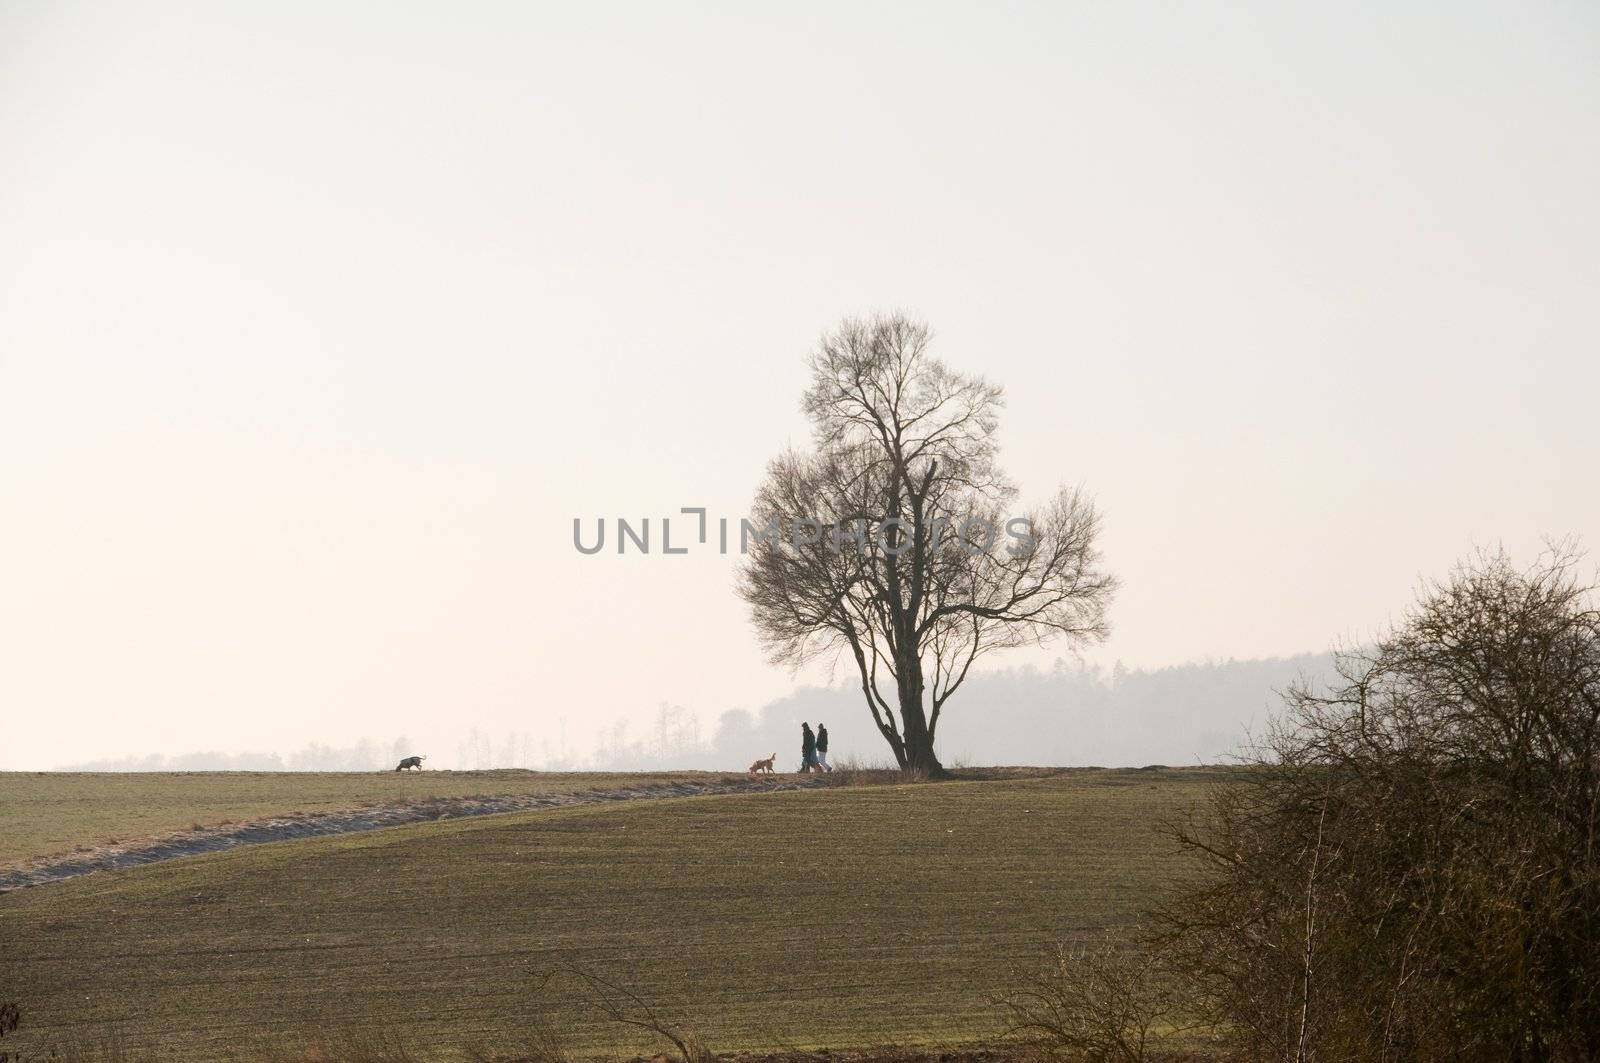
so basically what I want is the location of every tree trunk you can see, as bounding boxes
[895,655,946,777]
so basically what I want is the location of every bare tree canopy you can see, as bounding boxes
[737,314,1116,774]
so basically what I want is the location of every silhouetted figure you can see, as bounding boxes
[815,724,831,772]
[800,722,818,773]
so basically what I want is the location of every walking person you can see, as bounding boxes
[815,723,831,772]
[800,722,818,773]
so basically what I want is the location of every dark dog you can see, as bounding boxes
[395,755,426,772]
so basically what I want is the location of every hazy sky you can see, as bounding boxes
[2,1,1596,769]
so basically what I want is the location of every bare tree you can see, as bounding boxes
[738,314,1116,774]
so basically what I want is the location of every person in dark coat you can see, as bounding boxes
[800,722,818,773]
[815,723,831,772]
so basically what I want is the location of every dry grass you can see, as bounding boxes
[0,770,749,867]
[0,768,1231,1061]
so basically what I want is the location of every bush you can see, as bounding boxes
[555,966,715,1063]
[1162,546,1600,1061]
[462,1015,571,1063]
[996,935,1185,1061]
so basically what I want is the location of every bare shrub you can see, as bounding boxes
[554,965,715,1063]
[462,1015,572,1063]
[996,935,1185,1062]
[807,756,904,788]
[0,1002,19,1063]
[23,1025,150,1063]
[1162,545,1600,1061]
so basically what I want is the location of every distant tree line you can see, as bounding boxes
[57,654,1329,773]
[62,737,420,773]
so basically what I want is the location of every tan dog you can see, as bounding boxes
[748,752,777,775]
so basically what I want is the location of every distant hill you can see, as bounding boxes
[594,652,1334,771]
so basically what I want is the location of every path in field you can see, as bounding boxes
[0,776,817,891]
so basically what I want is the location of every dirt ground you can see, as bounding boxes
[0,775,819,890]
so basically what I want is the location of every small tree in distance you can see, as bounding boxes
[738,314,1117,775]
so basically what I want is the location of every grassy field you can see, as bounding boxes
[0,768,1227,1061]
[0,770,722,867]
